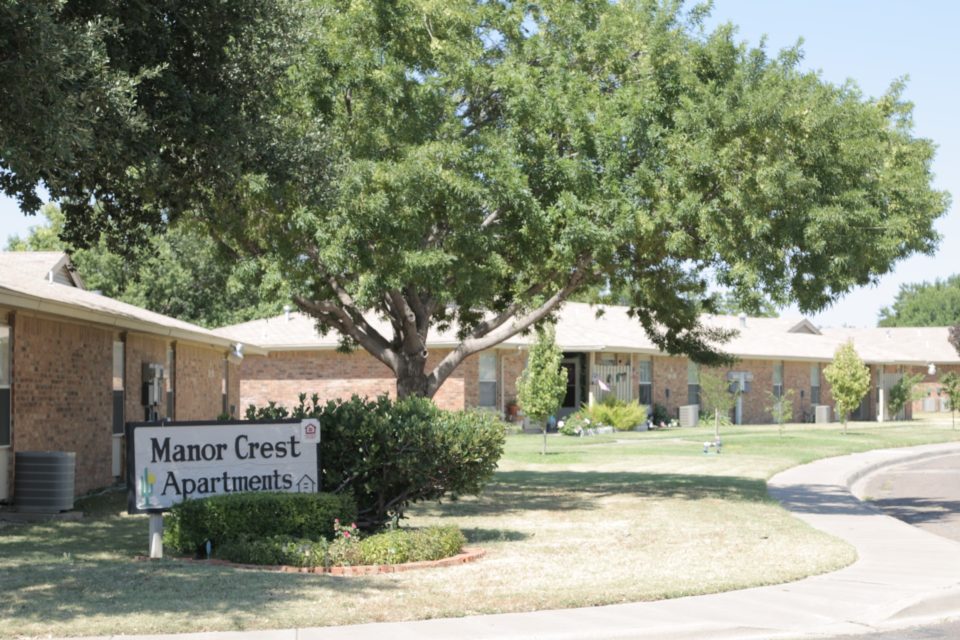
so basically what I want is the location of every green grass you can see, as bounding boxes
[2,418,958,638]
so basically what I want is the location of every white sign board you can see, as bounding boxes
[129,420,319,511]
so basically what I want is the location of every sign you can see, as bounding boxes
[126,419,319,513]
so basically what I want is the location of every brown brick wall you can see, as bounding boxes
[226,359,241,419]
[238,349,472,412]
[501,349,528,412]
[10,313,114,495]
[911,364,960,414]
[175,343,225,420]
[124,334,169,423]
[651,356,687,419]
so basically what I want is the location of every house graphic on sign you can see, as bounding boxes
[296,474,317,493]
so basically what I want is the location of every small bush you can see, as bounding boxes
[214,526,466,568]
[651,403,670,425]
[558,412,591,436]
[164,491,357,554]
[584,399,647,431]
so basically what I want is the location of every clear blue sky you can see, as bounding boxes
[1,1,957,327]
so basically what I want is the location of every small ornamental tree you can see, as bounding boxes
[766,389,796,438]
[940,372,960,430]
[516,325,567,455]
[699,369,737,440]
[823,342,871,434]
[887,372,925,419]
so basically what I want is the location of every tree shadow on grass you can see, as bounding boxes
[428,470,770,518]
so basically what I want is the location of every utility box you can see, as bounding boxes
[679,404,699,428]
[815,405,832,424]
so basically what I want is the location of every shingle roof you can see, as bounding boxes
[216,301,960,365]
[0,251,255,352]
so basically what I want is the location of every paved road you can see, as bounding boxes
[862,452,960,543]
[817,453,960,639]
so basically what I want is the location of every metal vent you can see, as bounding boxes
[815,405,833,424]
[14,451,76,513]
[679,404,699,428]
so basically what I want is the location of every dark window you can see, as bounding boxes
[688,384,700,406]
[0,388,10,447]
[810,386,821,405]
[112,391,124,435]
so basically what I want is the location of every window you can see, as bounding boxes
[166,345,176,419]
[810,364,821,405]
[773,362,784,399]
[0,325,10,446]
[111,340,124,435]
[687,361,700,405]
[478,352,498,409]
[638,360,652,405]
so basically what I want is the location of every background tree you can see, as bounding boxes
[939,372,960,430]
[886,372,924,419]
[16,0,950,400]
[823,342,871,434]
[516,326,567,455]
[6,205,288,327]
[877,275,960,327]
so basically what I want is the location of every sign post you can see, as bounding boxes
[126,418,321,557]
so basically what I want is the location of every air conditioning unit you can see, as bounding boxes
[815,405,832,424]
[679,404,699,428]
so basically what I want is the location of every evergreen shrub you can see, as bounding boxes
[163,491,356,554]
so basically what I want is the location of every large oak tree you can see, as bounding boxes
[6,0,950,399]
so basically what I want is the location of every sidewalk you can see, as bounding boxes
[70,442,960,640]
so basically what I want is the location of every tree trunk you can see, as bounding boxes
[394,352,431,399]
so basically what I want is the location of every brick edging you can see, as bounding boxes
[137,547,486,576]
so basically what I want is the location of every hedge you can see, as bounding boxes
[216,525,466,568]
[164,491,357,555]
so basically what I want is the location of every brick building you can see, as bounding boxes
[0,252,252,500]
[217,303,960,427]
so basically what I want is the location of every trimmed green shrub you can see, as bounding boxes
[214,526,466,568]
[164,491,357,554]
[584,399,647,431]
[248,394,505,531]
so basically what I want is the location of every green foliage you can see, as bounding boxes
[558,413,591,436]
[163,492,357,555]
[887,373,925,417]
[939,372,960,430]
[247,394,505,530]
[6,205,289,327]
[699,370,737,418]
[823,342,871,433]
[516,326,567,424]
[1,0,303,250]
[167,0,947,401]
[215,526,465,568]
[583,400,648,432]
[878,275,960,327]
[950,326,960,357]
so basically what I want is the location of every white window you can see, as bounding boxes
[478,352,498,408]
[638,360,652,405]
[0,325,10,447]
[810,364,821,404]
[112,340,124,435]
[687,361,700,405]
[773,362,784,398]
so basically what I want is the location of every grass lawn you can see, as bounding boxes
[2,418,960,638]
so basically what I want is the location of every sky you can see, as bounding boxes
[1,1,958,328]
